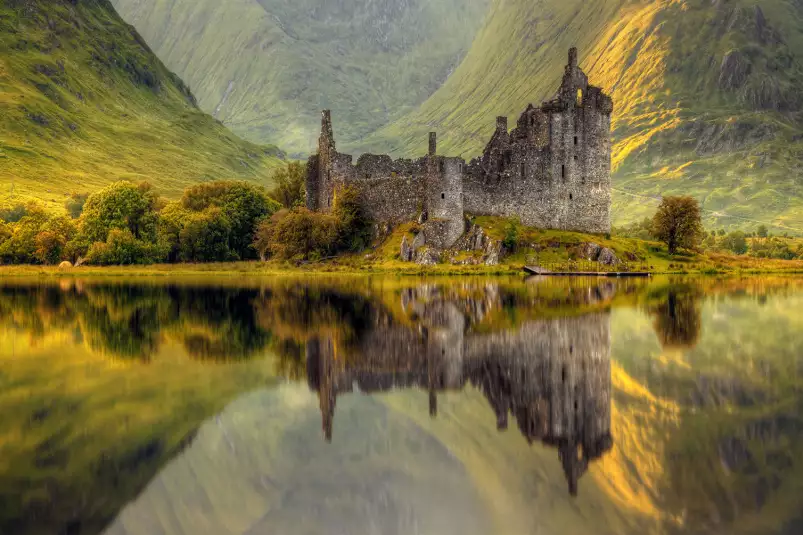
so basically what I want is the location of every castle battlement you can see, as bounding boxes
[306,48,613,247]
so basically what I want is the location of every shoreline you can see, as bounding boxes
[2,261,803,278]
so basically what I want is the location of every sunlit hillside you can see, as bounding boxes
[360,0,803,232]
[0,0,284,212]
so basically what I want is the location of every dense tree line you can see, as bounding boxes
[0,179,280,265]
[0,162,373,265]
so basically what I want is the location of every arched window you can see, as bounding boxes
[576,89,583,107]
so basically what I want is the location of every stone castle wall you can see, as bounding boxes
[306,48,613,245]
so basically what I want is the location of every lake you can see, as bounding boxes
[1,275,802,535]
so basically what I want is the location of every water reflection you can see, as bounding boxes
[305,285,613,496]
[2,277,803,535]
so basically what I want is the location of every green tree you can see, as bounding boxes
[181,181,280,259]
[755,224,767,238]
[179,208,233,262]
[332,185,372,252]
[157,201,190,263]
[65,192,89,219]
[269,161,307,209]
[0,202,29,223]
[253,208,338,261]
[652,196,703,254]
[86,229,161,265]
[503,217,520,250]
[33,216,77,264]
[720,231,748,255]
[0,204,49,263]
[81,181,160,244]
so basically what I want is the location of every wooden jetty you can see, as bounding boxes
[523,266,651,278]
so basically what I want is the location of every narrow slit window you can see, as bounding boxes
[520,161,525,177]
[574,136,578,145]
[441,192,445,200]
[569,193,573,200]
[561,164,565,179]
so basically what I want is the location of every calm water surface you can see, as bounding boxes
[1,275,802,535]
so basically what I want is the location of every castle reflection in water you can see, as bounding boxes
[305,283,614,497]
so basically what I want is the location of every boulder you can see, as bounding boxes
[400,235,413,262]
[58,261,73,270]
[598,247,620,266]
[415,247,440,266]
[411,230,426,251]
[580,242,602,261]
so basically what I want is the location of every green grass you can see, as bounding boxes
[110,0,490,156]
[0,0,285,213]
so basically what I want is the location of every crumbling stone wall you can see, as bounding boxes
[306,47,613,243]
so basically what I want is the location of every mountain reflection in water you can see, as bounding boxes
[2,276,803,535]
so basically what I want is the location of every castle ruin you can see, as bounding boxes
[306,48,613,248]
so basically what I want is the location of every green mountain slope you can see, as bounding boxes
[361,0,803,232]
[110,0,490,156]
[0,0,284,211]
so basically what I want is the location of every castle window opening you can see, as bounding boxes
[569,193,573,200]
[561,164,565,179]
[520,161,525,177]
[574,136,578,145]
[576,89,583,107]
[441,192,445,200]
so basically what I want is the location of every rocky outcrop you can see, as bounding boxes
[400,235,413,262]
[415,247,441,266]
[451,224,507,265]
[718,50,750,91]
[579,242,620,266]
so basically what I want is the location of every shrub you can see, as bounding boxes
[503,217,520,250]
[254,208,338,261]
[719,231,748,255]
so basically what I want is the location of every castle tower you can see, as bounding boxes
[548,48,613,233]
[306,110,338,212]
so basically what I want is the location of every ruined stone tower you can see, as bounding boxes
[306,47,613,241]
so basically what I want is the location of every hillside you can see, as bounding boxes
[0,0,284,211]
[361,0,803,232]
[110,0,490,156]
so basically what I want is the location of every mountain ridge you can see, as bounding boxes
[0,0,284,211]
[111,0,491,156]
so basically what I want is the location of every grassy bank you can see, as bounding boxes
[3,216,803,277]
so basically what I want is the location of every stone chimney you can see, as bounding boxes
[429,132,437,156]
[496,116,508,132]
[568,47,578,69]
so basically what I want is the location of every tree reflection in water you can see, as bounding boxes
[2,275,802,534]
